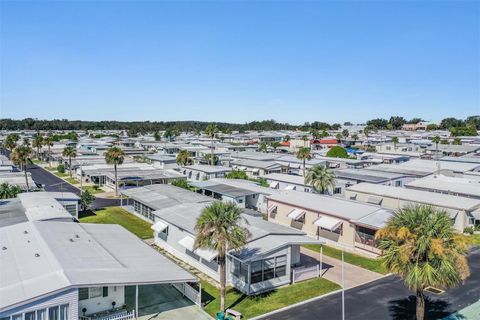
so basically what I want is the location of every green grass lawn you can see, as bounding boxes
[303,244,386,274]
[65,177,78,184]
[54,171,69,178]
[79,207,153,239]
[469,234,480,246]
[81,185,103,194]
[32,159,44,164]
[201,278,340,319]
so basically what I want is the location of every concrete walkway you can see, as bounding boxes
[301,247,383,289]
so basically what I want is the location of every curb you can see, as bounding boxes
[250,273,392,320]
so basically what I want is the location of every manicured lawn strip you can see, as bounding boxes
[201,277,340,319]
[303,244,386,274]
[65,177,78,184]
[79,207,153,239]
[81,185,103,194]
[54,171,69,178]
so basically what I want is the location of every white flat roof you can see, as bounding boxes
[347,183,480,211]
[405,174,480,197]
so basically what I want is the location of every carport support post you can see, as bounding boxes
[135,285,139,319]
[320,245,323,278]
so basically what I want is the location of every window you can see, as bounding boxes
[102,287,109,297]
[49,307,59,320]
[395,181,402,187]
[25,312,35,320]
[60,304,69,320]
[263,258,275,281]
[250,261,263,284]
[12,315,22,320]
[334,187,342,194]
[36,310,47,320]
[238,199,243,204]
[250,255,288,284]
[275,255,287,278]
[79,288,89,300]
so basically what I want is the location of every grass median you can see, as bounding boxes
[303,244,386,274]
[201,277,340,319]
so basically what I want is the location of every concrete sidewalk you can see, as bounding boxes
[301,247,383,289]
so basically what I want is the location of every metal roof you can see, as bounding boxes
[405,174,480,198]
[0,221,196,311]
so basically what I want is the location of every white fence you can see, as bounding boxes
[80,310,136,320]
[292,264,320,283]
[172,282,202,306]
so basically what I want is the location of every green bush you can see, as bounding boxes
[464,226,475,235]
[226,170,249,180]
[326,146,348,158]
[57,164,65,173]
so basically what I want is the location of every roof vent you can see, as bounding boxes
[75,234,80,238]
[69,238,74,242]
[23,230,28,234]
[2,246,6,250]
[35,253,40,257]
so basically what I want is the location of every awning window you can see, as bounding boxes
[151,221,168,233]
[284,185,296,190]
[178,236,195,251]
[471,209,480,220]
[314,216,343,231]
[252,168,260,173]
[268,204,278,213]
[287,208,305,220]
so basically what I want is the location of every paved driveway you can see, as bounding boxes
[261,248,480,320]
[26,164,120,209]
[125,284,211,320]
[301,247,384,289]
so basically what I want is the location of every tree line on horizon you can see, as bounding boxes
[0,116,478,135]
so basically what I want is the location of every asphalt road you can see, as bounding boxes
[27,163,120,209]
[262,248,480,320]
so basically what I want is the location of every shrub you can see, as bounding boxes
[226,170,249,180]
[326,146,348,158]
[464,226,474,235]
[171,179,189,189]
[57,164,65,173]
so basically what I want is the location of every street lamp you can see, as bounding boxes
[335,243,347,320]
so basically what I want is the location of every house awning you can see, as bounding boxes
[195,248,218,262]
[367,196,383,205]
[239,166,247,170]
[178,235,195,251]
[287,208,305,220]
[268,204,277,213]
[178,235,218,261]
[269,182,279,188]
[151,221,168,233]
[285,185,296,190]
[471,209,480,220]
[314,216,343,231]
[252,168,260,173]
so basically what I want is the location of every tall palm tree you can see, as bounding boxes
[3,133,20,151]
[43,135,54,168]
[22,138,30,147]
[306,165,336,194]
[194,201,250,312]
[376,205,470,320]
[32,133,43,160]
[391,136,399,150]
[105,146,125,196]
[335,133,343,142]
[296,147,312,189]
[284,135,291,142]
[342,129,349,140]
[258,142,268,153]
[205,124,219,166]
[62,146,77,178]
[301,134,309,147]
[10,145,33,190]
[432,135,441,151]
[176,150,193,166]
[270,141,281,153]
[351,133,359,145]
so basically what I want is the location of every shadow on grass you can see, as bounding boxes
[78,209,97,219]
[388,295,463,320]
[227,288,276,310]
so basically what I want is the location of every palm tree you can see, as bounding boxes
[342,129,349,140]
[0,183,22,199]
[258,142,268,153]
[205,124,219,166]
[301,134,309,147]
[296,147,312,189]
[43,135,54,168]
[62,146,77,178]
[3,133,20,151]
[105,146,125,196]
[335,133,343,142]
[176,150,193,166]
[22,137,30,147]
[270,141,281,153]
[10,145,33,190]
[306,165,336,194]
[194,201,250,312]
[432,135,441,151]
[376,205,470,320]
[351,133,359,145]
[32,133,43,160]
[284,135,291,142]
[391,136,399,150]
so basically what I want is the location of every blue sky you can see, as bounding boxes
[0,1,478,124]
